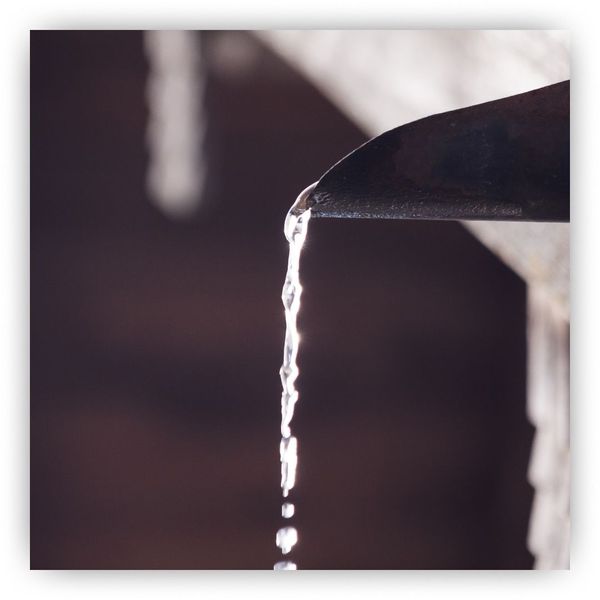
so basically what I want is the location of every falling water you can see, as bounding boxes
[274,183,316,571]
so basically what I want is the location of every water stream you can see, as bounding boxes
[273,183,316,571]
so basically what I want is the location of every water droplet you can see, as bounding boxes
[284,211,310,245]
[282,502,295,518]
[280,436,298,497]
[281,390,298,438]
[281,278,300,312]
[279,364,298,391]
[276,526,298,555]
[273,560,297,570]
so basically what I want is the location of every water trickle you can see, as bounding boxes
[273,183,316,570]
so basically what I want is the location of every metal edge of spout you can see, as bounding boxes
[290,182,319,216]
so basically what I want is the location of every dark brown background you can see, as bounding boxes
[31,31,534,569]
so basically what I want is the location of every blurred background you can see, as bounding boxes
[31,30,568,569]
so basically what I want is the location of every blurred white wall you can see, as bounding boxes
[257,30,569,136]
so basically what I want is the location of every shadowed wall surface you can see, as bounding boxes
[31,31,533,569]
